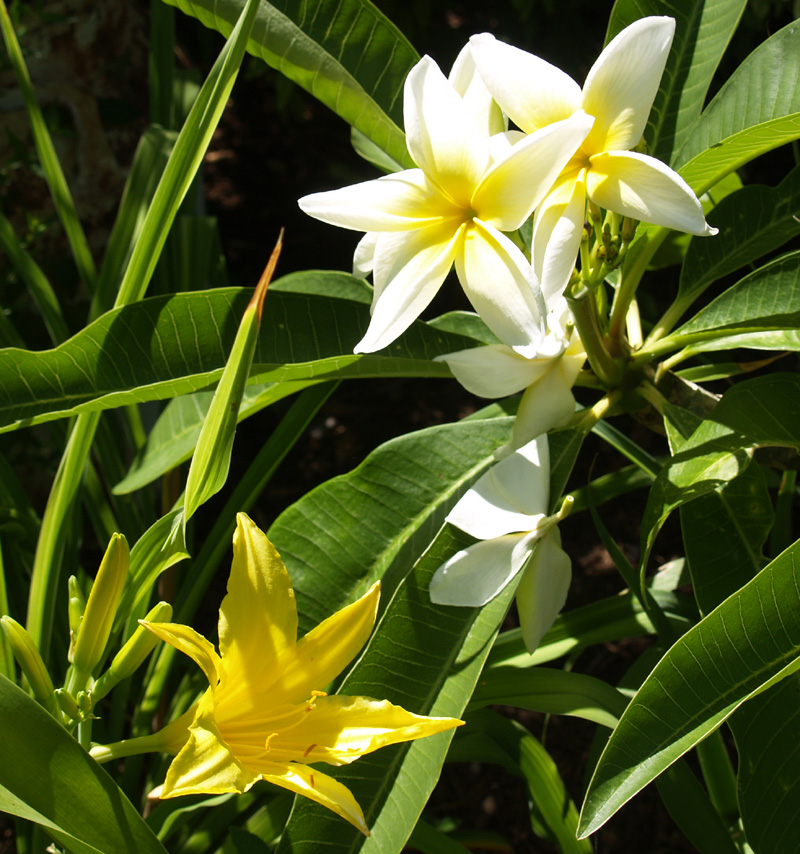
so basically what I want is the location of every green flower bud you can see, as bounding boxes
[67,575,85,663]
[1,616,58,715]
[92,601,172,702]
[71,533,129,685]
[55,688,83,723]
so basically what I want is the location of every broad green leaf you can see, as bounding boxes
[274,525,518,853]
[681,464,772,615]
[676,20,800,168]
[269,416,513,633]
[679,112,800,197]
[669,251,800,345]
[470,664,627,729]
[113,380,319,494]
[676,166,800,313]
[578,538,800,838]
[0,277,479,434]
[0,673,168,854]
[488,587,698,669]
[639,373,800,573]
[163,0,418,169]
[606,0,746,164]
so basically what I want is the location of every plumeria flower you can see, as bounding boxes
[437,300,586,453]
[299,51,593,355]
[430,435,572,652]
[471,17,717,301]
[92,514,461,835]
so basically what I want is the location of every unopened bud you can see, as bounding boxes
[1,616,58,715]
[621,217,638,243]
[55,688,83,722]
[67,576,85,663]
[588,200,602,225]
[582,221,593,242]
[92,601,172,702]
[77,690,93,715]
[72,534,129,685]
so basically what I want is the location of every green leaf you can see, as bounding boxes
[163,0,417,169]
[0,673,168,854]
[114,0,261,307]
[269,416,513,633]
[0,279,477,434]
[606,0,746,165]
[676,166,800,314]
[0,0,96,292]
[183,241,278,522]
[488,588,698,669]
[578,537,800,838]
[681,464,772,615]
[274,525,517,853]
[676,19,800,169]
[679,112,800,197]
[670,251,800,349]
[113,381,318,494]
[470,664,627,729]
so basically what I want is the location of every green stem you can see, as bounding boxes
[90,730,169,765]
[609,226,668,341]
[26,412,101,659]
[566,288,623,387]
[696,731,739,826]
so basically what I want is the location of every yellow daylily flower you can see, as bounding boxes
[140,514,462,835]
[471,17,717,301]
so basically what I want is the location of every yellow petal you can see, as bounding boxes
[355,221,464,353]
[264,694,463,767]
[587,151,716,235]
[217,514,298,694]
[267,582,380,708]
[532,169,587,305]
[140,621,220,687]
[469,33,581,134]
[581,17,675,154]
[161,712,258,797]
[258,762,369,836]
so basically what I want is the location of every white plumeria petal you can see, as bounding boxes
[515,527,572,652]
[457,220,546,357]
[473,112,594,231]
[436,344,551,398]
[510,362,580,450]
[532,169,587,305]
[582,17,675,154]
[449,43,506,136]
[353,233,377,278]
[354,222,464,353]
[405,56,491,207]
[299,169,457,232]
[429,530,541,607]
[447,434,550,539]
[587,151,717,235]
[469,33,582,134]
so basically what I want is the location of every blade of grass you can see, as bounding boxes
[0,0,96,293]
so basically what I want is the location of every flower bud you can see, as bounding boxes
[1,616,58,715]
[67,575,85,663]
[92,601,172,702]
[71,534,129,685]
[55,688,83,723]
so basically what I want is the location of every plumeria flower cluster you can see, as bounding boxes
[300,17,716,648]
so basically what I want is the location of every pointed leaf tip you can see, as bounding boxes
[250,229,284,321]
